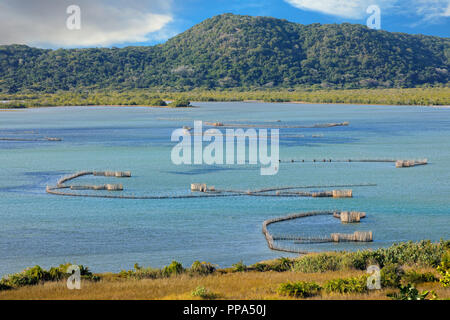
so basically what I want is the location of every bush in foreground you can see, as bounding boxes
[278,281,321,298]
[162,261,184,277]
[402,270,438,285]
[232,261,247,272]
[0,281,12,291]
[291,240,449,273]
[292,253,344,273]
[191,286,219,299]
[387,284,437,300]
[190,261,216,276]
[251,257,293,272]
[324,276,368,294]
[119,263,162,280]
[0,263,98,290]
[380,263,404,288]
[437,251,450,287]
[251,263,271,272]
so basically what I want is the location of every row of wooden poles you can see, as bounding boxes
[56,170,131,185]
[280,158,428,168]
[189,183,380,198]
[47,170,376,200]
[48,171,230,199]
[262,211,372,254]
[203,121,350,129]
[0,137,62,142]
[47,171,373,254]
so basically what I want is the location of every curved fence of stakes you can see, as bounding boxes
[46,170,377,200]
[262,211,372,254]
[46,171,374,253]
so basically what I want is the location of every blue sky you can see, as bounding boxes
[0,0,448,48]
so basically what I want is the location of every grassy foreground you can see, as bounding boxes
[0,87,449,108]
[1,241,449,300]
[1,268,447,300]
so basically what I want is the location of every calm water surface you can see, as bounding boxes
[0,102,449,276]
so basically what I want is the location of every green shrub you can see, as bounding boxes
[278,281,321,298]
[387,284,437,300]
[149,99,167,106]
[137,268,161,280]
[82,274,100,282]
[232,261,247,272]
[118,270,133,278]
[119,263,161,280]
[4,265,50,287]
[78,265,93,277]
[0,263,99,289]
[271,257,294,272]
[5,273,35,287]
[0,102,27,109]
[56,263,99,281]
[382,240,446,267]
[293,253,344,273]
[381,263,405,288]
[402,270,438,285]
[25,265,51,281]
[324,276,368,294]
[0,280,12,291]
[162,261,184,277]
[48,267,64,281]
[170,99,190,107]
[190,261,216,276]
[437,251,450,287]
[443,240,450,250]
[347,250,385,270]
[251,258,293,272]
[340,240,448,271]
[251,263,271,272]
[191,286,218,299]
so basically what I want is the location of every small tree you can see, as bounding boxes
[170,99,191,107]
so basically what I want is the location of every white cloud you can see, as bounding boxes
[415,0,450,21]
[285,0,450,21]
[284,0,392,19]
[0,0,173,48]
[445,4,450,16]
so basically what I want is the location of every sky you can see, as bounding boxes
[0,0,448,48]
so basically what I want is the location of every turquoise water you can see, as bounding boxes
[1,102,449,276]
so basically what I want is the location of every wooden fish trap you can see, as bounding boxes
[93,171,131,177]
[395,159,428,168]
[331,231,373,242]
[190,183,215,192]
[333,211,366,223]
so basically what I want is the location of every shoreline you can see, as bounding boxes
[1,101,450,110]
[1,87,449,108]
[0,104,194,110]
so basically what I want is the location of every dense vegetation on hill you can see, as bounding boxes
[0,14,449,93]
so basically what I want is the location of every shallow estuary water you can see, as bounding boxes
[0,102,449,276]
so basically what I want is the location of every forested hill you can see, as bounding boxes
[0,13,449,93]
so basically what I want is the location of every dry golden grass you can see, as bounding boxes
[1,269,448,300]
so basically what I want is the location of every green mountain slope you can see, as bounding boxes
[0,13,449,93]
